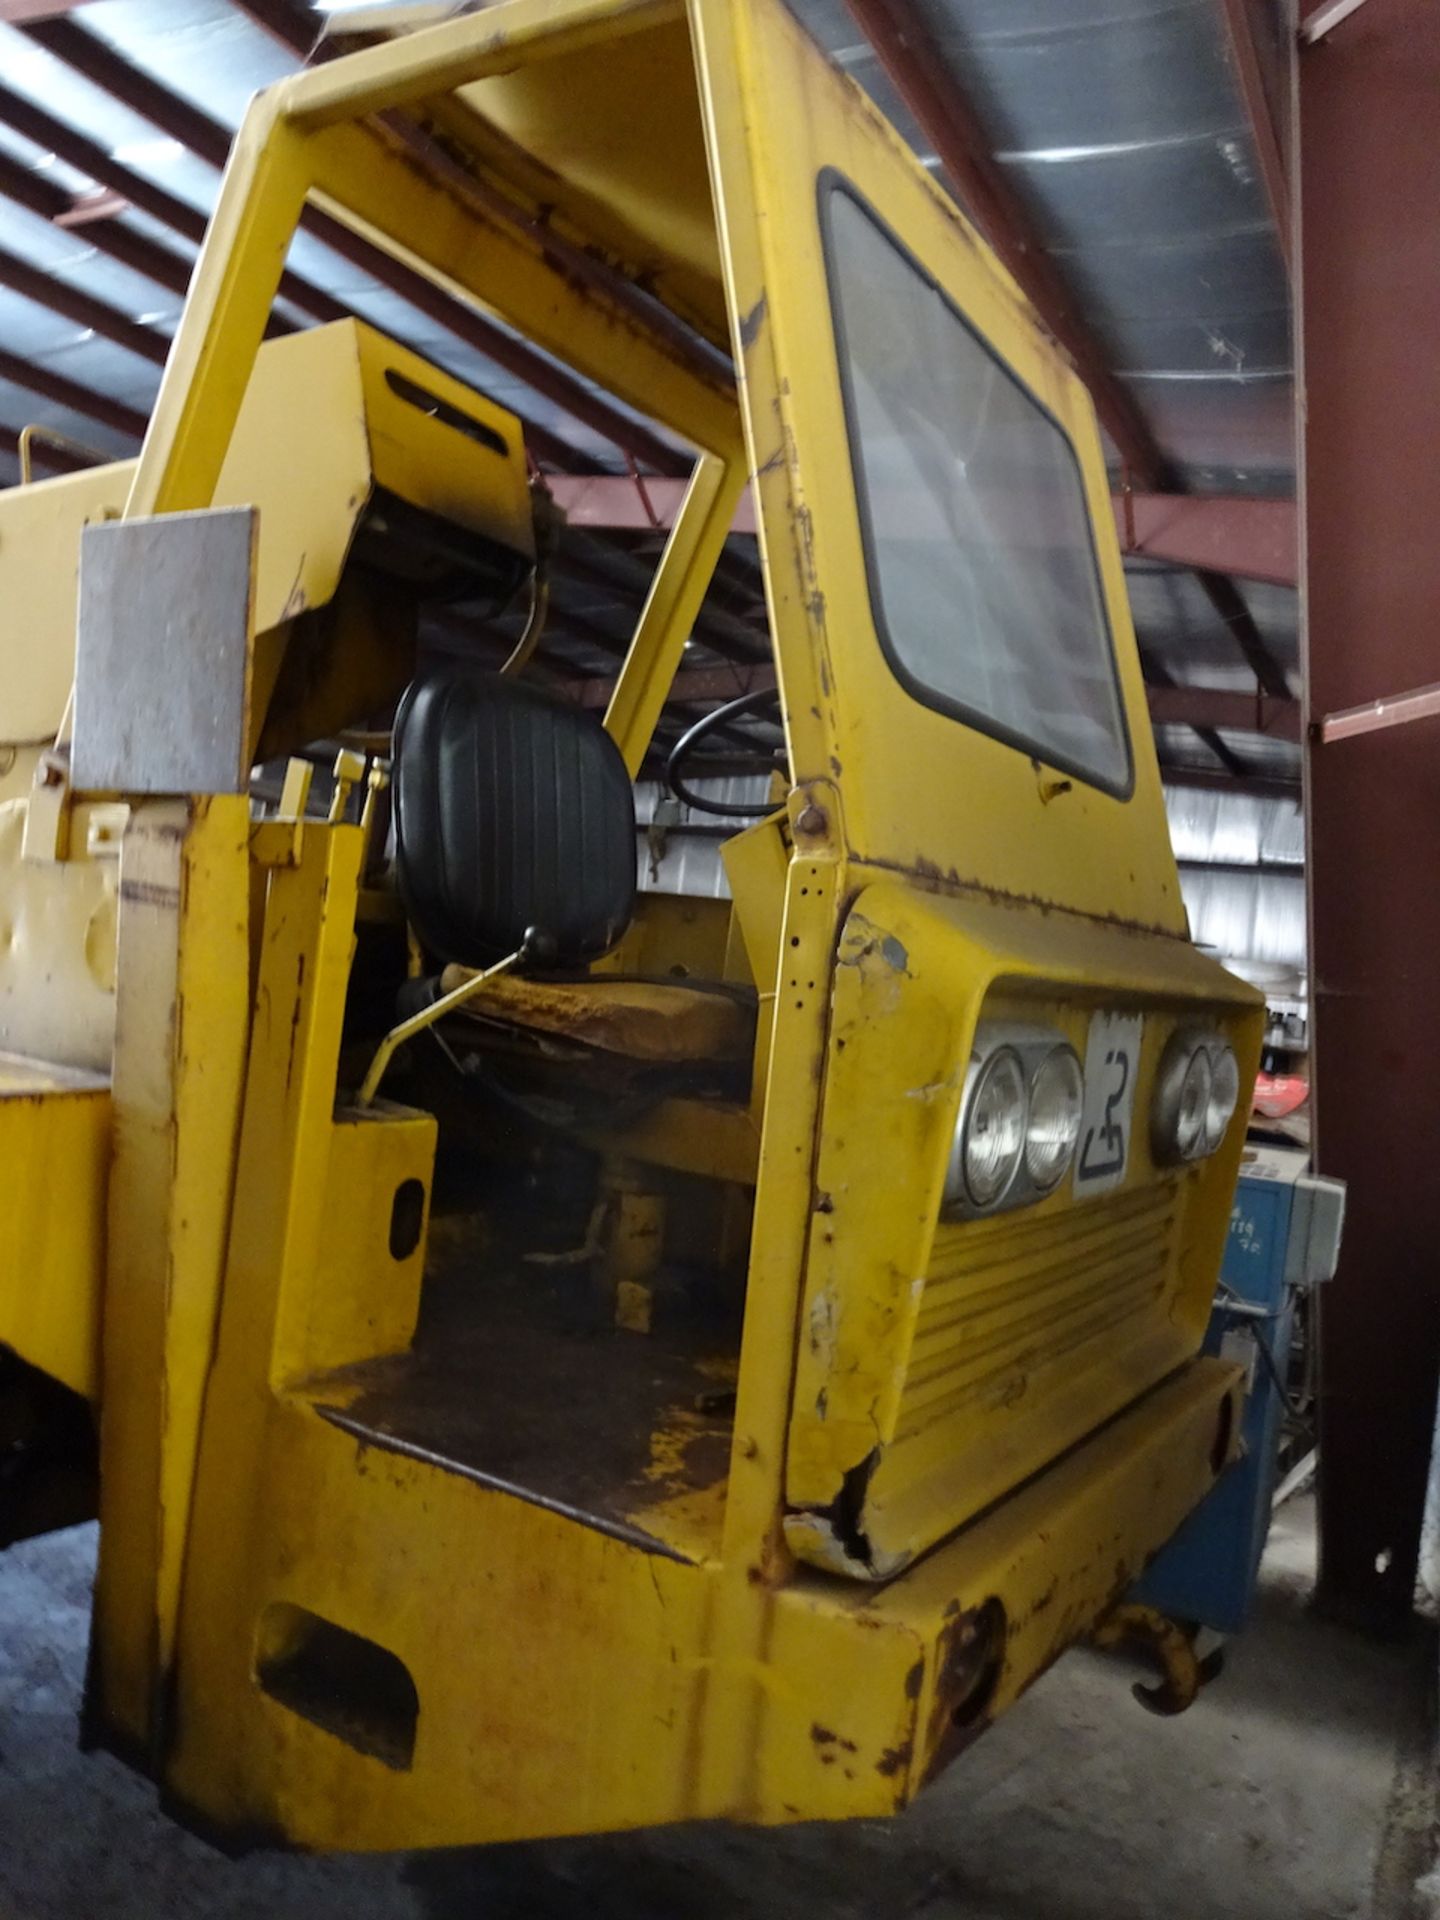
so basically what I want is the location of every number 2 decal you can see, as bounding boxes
[1075,1013,1144,1196]
[1079,1046,1130,1181]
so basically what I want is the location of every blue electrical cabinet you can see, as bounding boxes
[1132,1145,1344,1635]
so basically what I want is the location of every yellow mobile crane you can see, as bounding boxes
[0,0,1258,1851]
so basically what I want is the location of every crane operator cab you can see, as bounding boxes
[0,0,1260,1853]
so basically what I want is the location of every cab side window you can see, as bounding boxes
[824,180,1132,796]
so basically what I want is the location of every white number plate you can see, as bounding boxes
[1074,1012,1144,1196]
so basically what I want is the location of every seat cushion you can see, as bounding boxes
[438,967,755,1067]
[393,671,636,969]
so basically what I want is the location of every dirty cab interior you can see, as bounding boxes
[290,395,784,1575]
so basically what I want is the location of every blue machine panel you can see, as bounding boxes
[1133,1147,1310,1635]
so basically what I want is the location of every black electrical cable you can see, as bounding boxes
[664,686,784,817]
[1214,1284,1305,1421]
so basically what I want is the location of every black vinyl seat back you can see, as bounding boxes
[392,670,637,969]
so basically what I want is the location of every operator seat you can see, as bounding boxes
[390,669,755,1083]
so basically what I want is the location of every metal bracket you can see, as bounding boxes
[1317,677,1440,743]
[1299,0,1372,45]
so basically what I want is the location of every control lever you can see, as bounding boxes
[355,925,552,1109]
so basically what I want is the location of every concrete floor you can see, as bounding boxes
[0,1497,1432,1919]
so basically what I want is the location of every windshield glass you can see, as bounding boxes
[823,182,1131,794]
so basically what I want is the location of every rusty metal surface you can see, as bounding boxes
[312,1221,739,1563]
[439,969,757,1065]
[1300,0,1440,1628]
[1090,1601,1215,1715]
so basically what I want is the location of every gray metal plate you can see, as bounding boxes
[72,508,257,796]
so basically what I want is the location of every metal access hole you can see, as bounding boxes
[256,1603,418,1770]
[944,1597,1005,1732]
[389,1179,426,1261]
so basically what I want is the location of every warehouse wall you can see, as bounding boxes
[1166,787,1305,997]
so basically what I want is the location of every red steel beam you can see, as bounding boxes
[0,0,93,19]
[19,17,283,168]
[555,545,768,672]
[547,474,1298,588]
[1146,683,1299,742]
[1218,0,1292,281]
[1191,567,1290,699]
[551,474,752,536]
[53,186,133,229]
[1300,0,1440,1631]
[0,82,206,240]
[568,661,778,710]
[1117,490,1296,588]
[234,0,324,57]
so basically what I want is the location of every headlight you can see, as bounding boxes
[1152,1029,1239,1166]
[946,1027,1083,1216]
[1025,1045,1083,1192]
[955,1046,1027,1209]
[1203,1044,1240,1153]
[1177,1048,1212,1159]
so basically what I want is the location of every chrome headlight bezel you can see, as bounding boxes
[1203,1043,1241,1154]
[1152,1028,1240,1166]
[955,1045,1028,1211]
[945,1025,1084,1218]
[1025,1042,1086,1193]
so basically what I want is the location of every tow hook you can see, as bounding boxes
[1090,1603,1225,1716]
